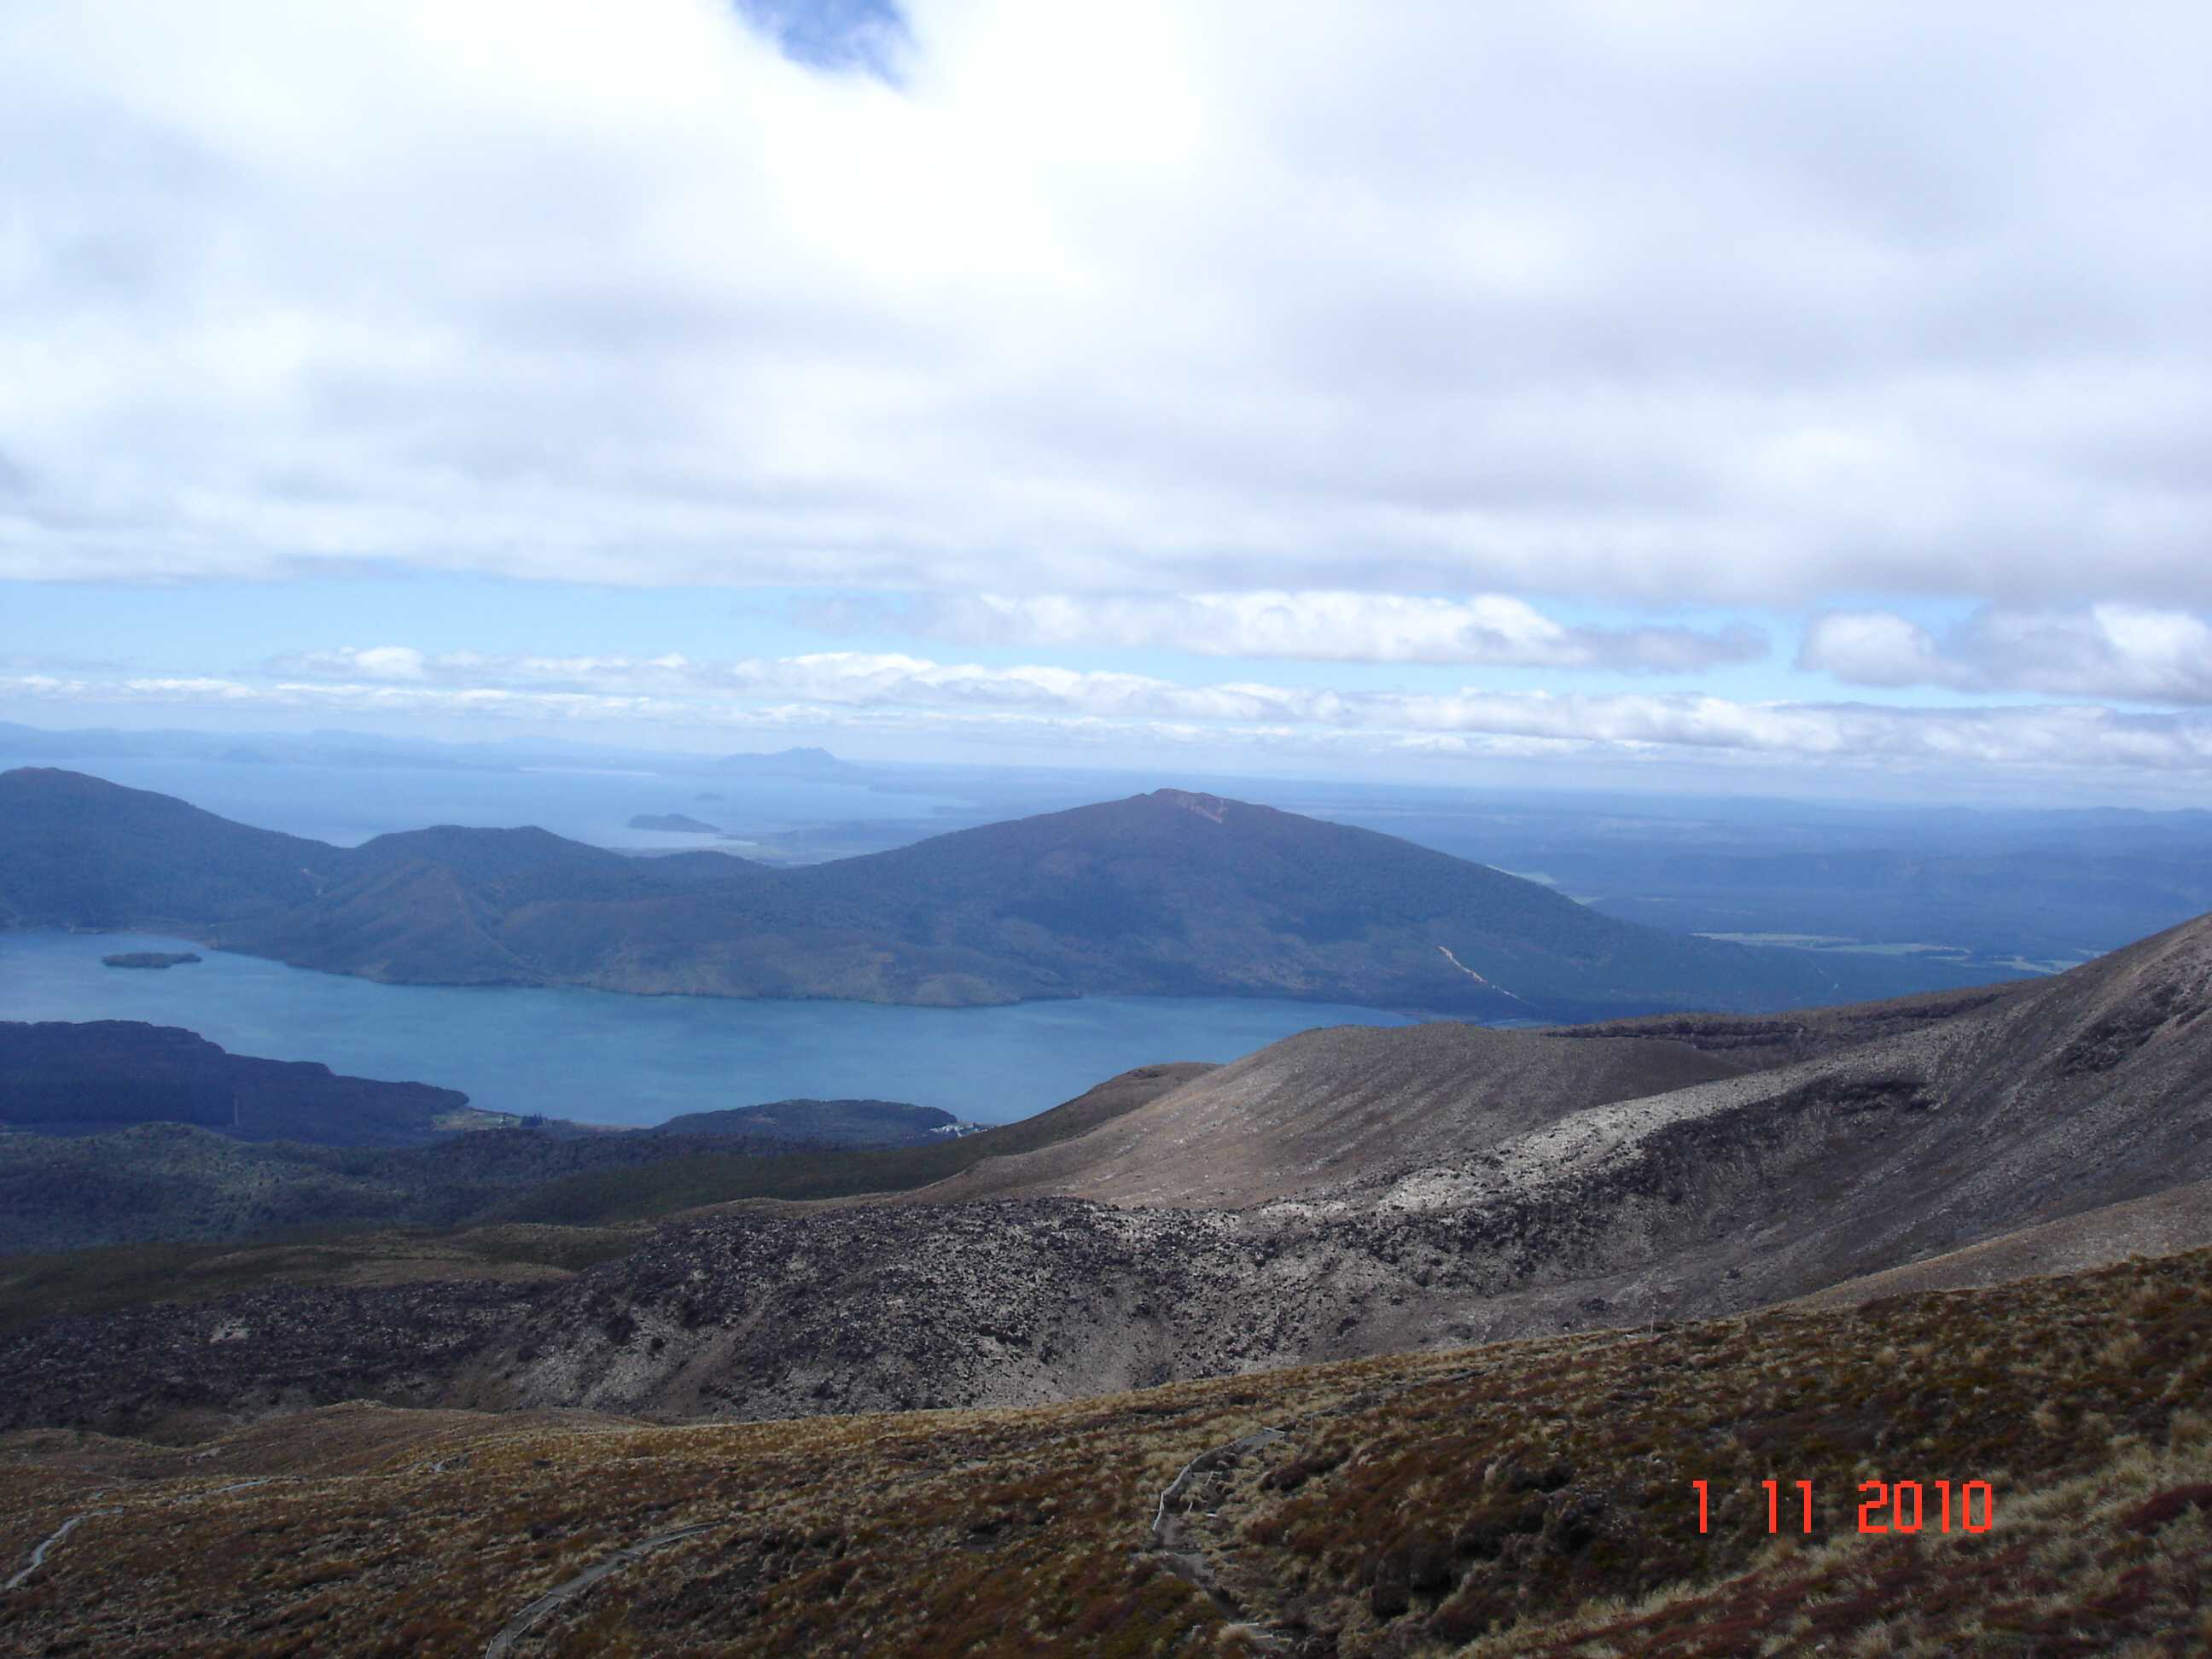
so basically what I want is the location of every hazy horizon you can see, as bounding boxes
[10,711,2212,816]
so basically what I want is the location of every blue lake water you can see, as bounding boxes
[0,930,1425,1126]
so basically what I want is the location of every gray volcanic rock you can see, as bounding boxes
[1549,981,2034,1066]
[1786,1179,2212,1309]
[489,1201,1253,1419]
[0,1280,545,1441]
[1319,908,2212,1319]
[486,911,2212,1422]
[920,1020,1747,1208]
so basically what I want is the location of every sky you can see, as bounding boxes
[3,0,2209,801]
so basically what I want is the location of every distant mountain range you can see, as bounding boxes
[0,719,872,780]
[709,744,864,779]
[0,767,1936,1019]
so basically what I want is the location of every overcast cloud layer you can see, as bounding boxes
[3,0,2208,602]
[2,2,2208,795]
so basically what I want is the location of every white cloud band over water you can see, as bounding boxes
[15,652,2212,779]
[807,592,1769,671]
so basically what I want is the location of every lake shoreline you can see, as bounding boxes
[1,929,1430,1128]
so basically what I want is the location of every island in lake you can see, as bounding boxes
[628,812,721,833]
[101,952,202,969]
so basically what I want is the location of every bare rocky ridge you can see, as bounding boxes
[934,910,2212,1248]
[916,1021,1747,1208]
[0,1280,538,1442]
[1547,979,2036,1065]
[444,908,2212,1421]
[1785,1178,2212,1308]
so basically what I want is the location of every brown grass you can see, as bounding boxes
[1,1247,2207,1655]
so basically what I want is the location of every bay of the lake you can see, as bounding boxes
[0,930,1428,1126]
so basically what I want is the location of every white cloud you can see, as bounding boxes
[1802,604,2212,702]
[816,591,1766,670]
[267,646,1311,722]
[1798,611,1973,689]
[1,1,2208,602]
[323,645,428,681]
[16,647,2212,778]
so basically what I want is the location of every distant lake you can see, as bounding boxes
[0,930,1426,1126]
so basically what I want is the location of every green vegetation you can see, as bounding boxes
[0,1066,1196,1324]
[649,1097,958,1144]
[0,1120,812,1257]
[0,1018,469,1144]
[0,765,340,932]
[0,1225,642,1333]
[504,1140,1013,1225]
[3,766,1936,1020]
[500,1063,1200,1225]
[0,1237,345,1332]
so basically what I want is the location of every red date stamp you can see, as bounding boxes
[1693,1479,1994,1534]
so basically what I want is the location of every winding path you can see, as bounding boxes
[3,1479,276,1595]
[5,1511,113,1592]
[483,1523,719,1658]
[1144,1428,1289,1649]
